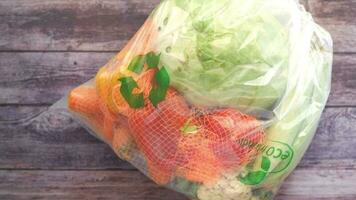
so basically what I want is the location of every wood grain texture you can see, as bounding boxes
[0,170,188,200]
[0,52,114,105]
[1,106,355,170]
[0,0,159,52]
[0,169,355,200]
[308,0,356,53]
[277,169,356,200]
[0,0,354,52]
[1,52,355,106]
[0,105,133,170]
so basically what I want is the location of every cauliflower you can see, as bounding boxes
[197,173,253,200]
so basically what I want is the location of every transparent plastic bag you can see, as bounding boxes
[65,0,333,199]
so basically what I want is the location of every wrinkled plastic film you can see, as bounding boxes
[64,0,332,199]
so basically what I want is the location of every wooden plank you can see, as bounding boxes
[0,168,355,200]
[277,169,356,200]
[0,0,354,53]
[328,53,356,106]
[308,0,356,53]
[0,105,133,170]
[0,52,355,106]
[0,170,188,200]
[0,0,160,51]
[0,105,355,170]
[0,52,114,105]
[300,107,356,169]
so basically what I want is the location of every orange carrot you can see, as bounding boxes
[146,160,173,185]
[68,86,115,142]
[68,86,101,116]
[176,133,222,185]
[112,124,132,158]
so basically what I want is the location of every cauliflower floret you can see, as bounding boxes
[197,173,253,200]
[251,197,260,200]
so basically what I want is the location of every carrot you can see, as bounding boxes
[176,133,223,185]
[112,124,132,159]
[68,86,101,116]
[68,85,115,142]
[181,154,221,185]
[146,159,173,185]
[100,107,115,142]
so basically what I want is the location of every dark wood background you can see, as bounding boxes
[0,0,355,199]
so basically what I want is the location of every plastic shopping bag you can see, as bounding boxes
[65,0,333,199]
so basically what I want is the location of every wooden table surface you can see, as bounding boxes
[0,0,355,199]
